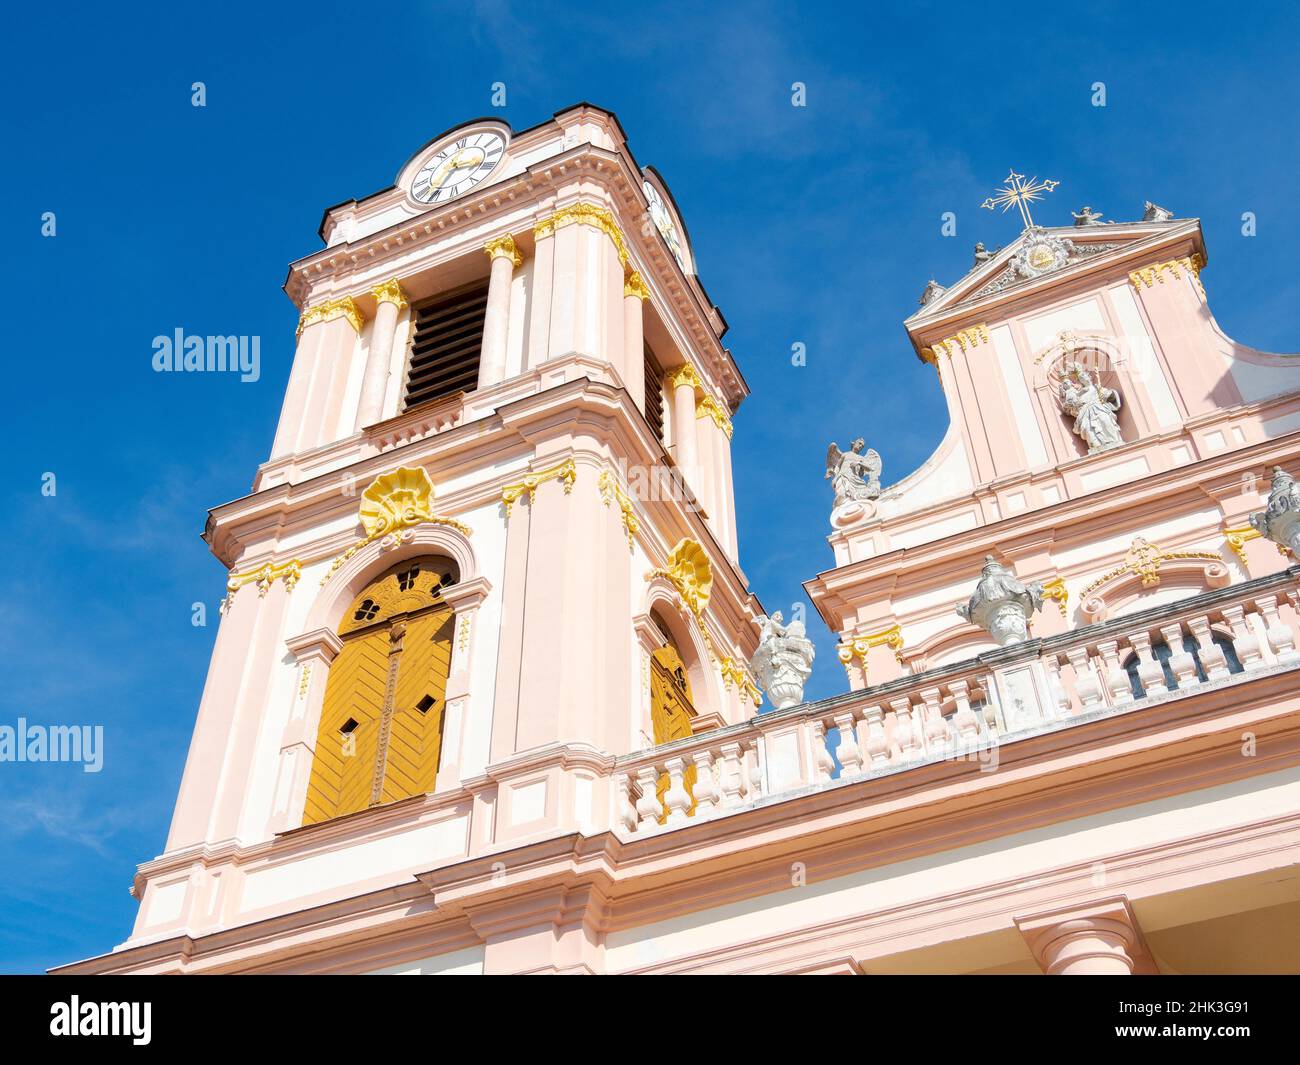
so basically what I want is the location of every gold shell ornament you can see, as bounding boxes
[655,538,713,616]
[360,467,436,538]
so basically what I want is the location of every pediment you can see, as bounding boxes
[906,218,1202,328]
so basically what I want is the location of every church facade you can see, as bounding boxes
[56,107,1300,975]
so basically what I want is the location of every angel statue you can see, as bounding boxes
[826,439,882,506]
[1058,363,1123,454]
[749,612,816,710]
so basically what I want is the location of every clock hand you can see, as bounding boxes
[429,150,480,191]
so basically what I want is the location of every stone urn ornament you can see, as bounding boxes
[956,556,1045,646]
[749,612,816,710]
[1250,467,1300,555]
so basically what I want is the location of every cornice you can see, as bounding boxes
[906,220,1206,354]
[206,374,758,615]
[804,400,1300,611]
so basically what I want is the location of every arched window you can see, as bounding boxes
[1122,630,1243,700]
[302,558,458,826]
[650,640,698,820]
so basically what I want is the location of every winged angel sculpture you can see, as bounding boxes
[826,439,882,506]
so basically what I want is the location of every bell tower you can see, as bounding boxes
[96,105,761,973]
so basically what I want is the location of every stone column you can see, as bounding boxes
[696,397,735,552]
[1016,897,1149,975]
[271,320,324,459]
[355,279,407,431]
[623,272,649,412]
[272,297,364,457]
[478,234,523,390]
[667,363,701,485]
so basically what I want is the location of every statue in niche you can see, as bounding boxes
[1058,362,1124,454]
[750,612,816,710]
[826,439,882,506]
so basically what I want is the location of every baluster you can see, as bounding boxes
[810,720,835,783]
[745,742,764,799]
[1127,631,1167,696]
[1222,605,1265,670]
[634,766,661,831]
[970,677,999,737]
[1160,622,1199,689]
[718,743,744,809]
[834,711,865,776]
[891,697,922,760]
[1096,640,1132,706]
[1255,595,1298,663]
[948,680,980,741]
[691,750,717,816]
[1042,655,1073,719]
[863,705,891,765]
[662,757,691,825]
[917,686,950,751]
[615,773,637,833]
[1186,615,1229,680]
[1065,647,1105,710]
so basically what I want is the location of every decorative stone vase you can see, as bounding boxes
[956,556,1045,647]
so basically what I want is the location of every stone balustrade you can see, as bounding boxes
[613,567,1300,835]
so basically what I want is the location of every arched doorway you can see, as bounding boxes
[303,557,457,825]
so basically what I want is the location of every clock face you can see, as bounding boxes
[644,180,688,272]
[411,132,505,205]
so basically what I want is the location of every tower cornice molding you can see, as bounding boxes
[205,373,758,619]
[282,140,748,411]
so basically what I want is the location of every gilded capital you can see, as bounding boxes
[534,202,630,267]
[484,233,524,268]
[624,271,650,301]
[926,323,990,361]
[370,278,409,311]
[665,362,702,392]
[296,295,365,338]
[696,393,734,438]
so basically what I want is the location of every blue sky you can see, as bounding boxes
[2,1,1298,973]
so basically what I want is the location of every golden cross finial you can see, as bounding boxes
[980,170,1060,230]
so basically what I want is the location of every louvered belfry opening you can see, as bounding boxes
[403,281,490,410]
[644,341,665,443]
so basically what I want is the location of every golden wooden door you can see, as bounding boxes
[378,606,455,806]
[302,559,456,826]
[651,645,697,820]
